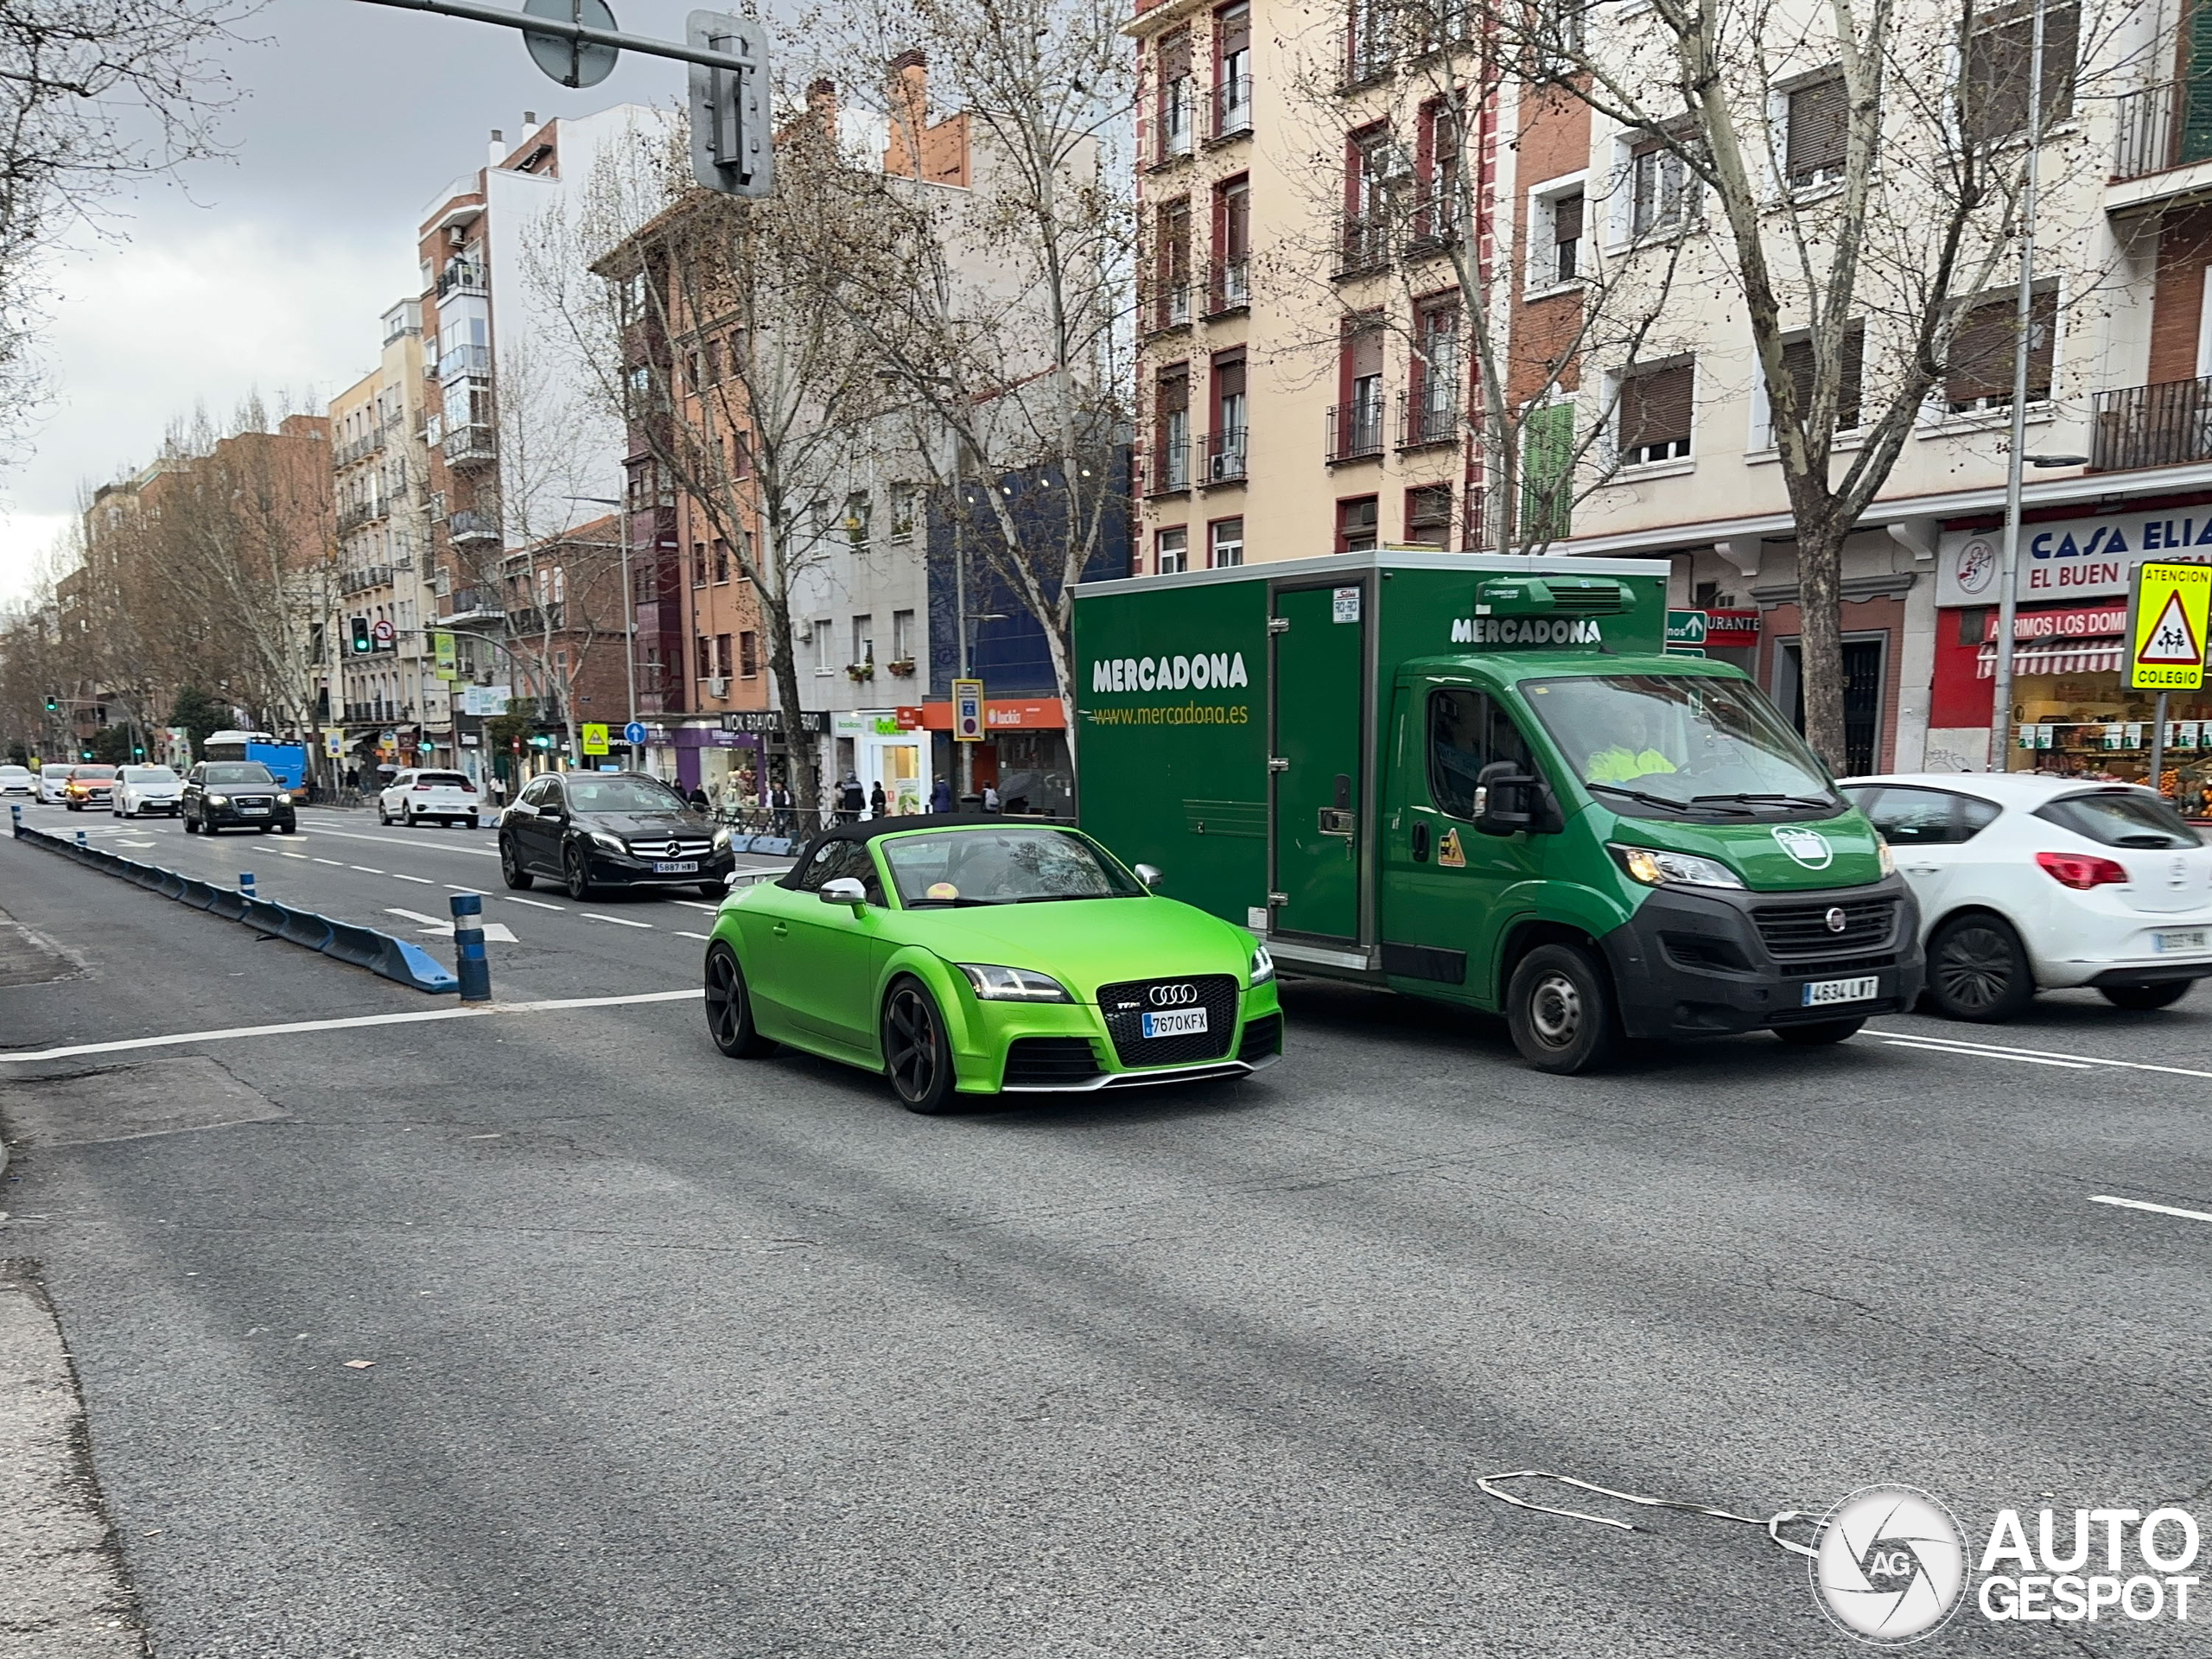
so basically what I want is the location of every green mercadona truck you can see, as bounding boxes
[1070,550,1925,1072]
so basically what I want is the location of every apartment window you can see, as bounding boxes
[1211,176,1251,310]
[1338,315,1384,457]
[1405,485,1452,549]
[1413,298,1459,440]
[1158,29,1193,160]
[892,609,915,662]
[691,540,708,588]
[1215,2,1252,136]
[851,614,874,664]
[1345,125,1406,266]
[1156,366,1192,491]
[712,537,731,583]
[1775,322,1866,438]
[1210,518,1245,568]
[696,634,715,679]
[1533,185,1584,287]
[739,630,759,677]
[1520,402,1575,543]
[813,618,834,674]
[1785,74,1848,189]
[1963,0,2079,146]
[1155,199,1193,328]
[1347,0,1393,83]
[1629,131,1694,237]
[1157,526,1190,574]
[1337,495,1379,553]
[845,491,871,549]
[1618,359,1695,466]
[1946,285,2056,411]
[1414,99,1461,245]
[1211,350,1247,480]
[889,481,918,540]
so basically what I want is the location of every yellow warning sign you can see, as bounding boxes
[581,722,611,756]
[1438,827,1466,868]
[2130,563,2212,690]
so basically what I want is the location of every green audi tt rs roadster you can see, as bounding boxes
[701,816,1284,1112]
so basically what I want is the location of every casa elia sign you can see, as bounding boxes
[1939,508,2212,607]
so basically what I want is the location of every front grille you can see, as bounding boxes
[232,794,275,809]
[1236,1013,1282,1062]
[1777,952,1897,979]
[1002,1037,1103,1088]
[626,836,715,858]
[1753,897,1897,959]
[1095,975,1240,1067]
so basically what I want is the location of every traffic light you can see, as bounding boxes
[44,694,57,712]
[79,748,92,760]
[131,743,145,759]
[528,733,556,750]
[350,616,372,654]
[687,12,773,198]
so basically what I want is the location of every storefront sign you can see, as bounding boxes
[1706,608,1760,646]
[1980,603,2130,642]
[2129,562,2212,690]
[1940,506,2212,607]
[893,706,925,731]
[459,684,510,716]
[917,697,1068,732]
[720,709,826,735]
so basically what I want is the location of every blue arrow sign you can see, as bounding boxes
[622,721,648,745]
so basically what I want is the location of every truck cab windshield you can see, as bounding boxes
[1521,674,1840,820]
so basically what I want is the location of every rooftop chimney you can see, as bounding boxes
[489,128,505,166]
[891,48,927,132]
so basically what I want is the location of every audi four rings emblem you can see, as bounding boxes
[1824,906,1847,933]
[1149,982,1199,1006]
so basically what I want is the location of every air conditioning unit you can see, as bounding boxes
[794,622,812,642]
[708,676,729,697]
[1211,450,1243,481]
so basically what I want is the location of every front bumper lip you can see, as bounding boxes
[1001,1052,1281,1093]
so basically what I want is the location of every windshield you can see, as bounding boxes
[1521,674,1840,820]
[563,776,689,814]
[2036,790,2198,849]
[203,764,276,785]
[123,767,176,782]
[73,766,117,779]
[882,828,1145,906]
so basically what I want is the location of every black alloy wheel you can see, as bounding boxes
[1504,942,1619,1075]
[703,944,777,1058]
[2100,980,2195,1011]
[499,836,534,890]
[1927,913,2035,1022]
[1775,1017,1865,1046]
[563,843,594,901]
[882,979,959,1113]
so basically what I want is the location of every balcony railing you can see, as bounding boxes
[1338,213,1391,276]
[2113,78,2212,184]
[344,699,416,725]
[336,499,389,535]
[1399,389,1459,449]
[447,508,500,545]
[1326,399,1385,462]
[436,259,487,298]
[2091,373,2212,473]
[439,343,491,381]
[1205,257,1250,315]
[340,563,393,594]
[1204,429,1248,484]
[443,423,497,468]
[1145,437,1196,495]
[1146,280,1192,334]
[1408,184,1463,251]
[1212,74,1253,140]
[334,431,384,467]
[1156,83,1193,163]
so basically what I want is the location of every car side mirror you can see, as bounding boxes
[819,876,867,909]
[1134,862,1163,891]
[1473,760,1544,837]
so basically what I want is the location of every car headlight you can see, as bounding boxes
[276,792,292,806]
[1876,836,1896,877]
[957,963,1073,1001]
[589,830,627,854]
[1611,845,1745,890]
[712,827,732,851]
[207,793,229,808]
[1250,943,1275,984]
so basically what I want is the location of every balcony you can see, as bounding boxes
[1203,429,1248,484]
[2110,78,2212,214]
[1406,185,1463,254]
[443,588,504,626]
[1152,85,1194,167]
[1145,280,1193,335]
[448,508,500,546]
[344,699,416,725]
[443,423,497,469]
[436,259,487,298]
[439,343,491,381]
[1326,399,1385,463]
[1204,257,1250,316]
[1145,437,1196,496]
[2090,373,2212,473]
[334,431,384,468]
[340,563,393,594]
[336,498,389,535]
[1211,75,1252,142]
[1337,213,1391,277]
[1399,390,1459,450]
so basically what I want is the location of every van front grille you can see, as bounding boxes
[1753,897,1897,959]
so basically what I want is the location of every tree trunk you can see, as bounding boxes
[1792,510,1849,773]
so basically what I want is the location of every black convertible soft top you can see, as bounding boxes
[779,814,1084,887]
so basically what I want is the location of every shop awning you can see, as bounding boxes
[1976,640,2125,677]
[910,698,1066,731]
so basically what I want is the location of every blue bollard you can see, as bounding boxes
[239,872,257,899]
[449,892,492,1004]
[9,803,20,837]
[74,830,87,848]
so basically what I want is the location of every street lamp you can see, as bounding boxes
[567,494,641,770]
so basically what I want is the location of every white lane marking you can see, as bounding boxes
[116,839,156,848]
[1867,1027,2212,1082]
[675,930,713,941]
[502,895,564,911]
[670,899,721,913]
[0,988,705,1065]
[296,823,498,859]
[582,912,654,929]
[280,852,309,861]
[349,866,385,875]
[2088,1193,2212,1225]
[443,885,484,893]
[1881,1039,2093,1070]
[381,906,517,943]
[314,859,344,867]
[391,873,435,885]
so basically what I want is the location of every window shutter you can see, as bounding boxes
[1947,296,2024,404]
[1219,2,1250,55]
[1552,190,1583,245]
[1160,28,1191,80]
[1350,320,1383,379]
[1620,361,1694,451]
[1223,179,1250,258]
[1786,76,1848,181]
[1215,353,1247,399]
[1160,368,1190,413]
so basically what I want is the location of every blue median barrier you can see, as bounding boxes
[10,821,459,994]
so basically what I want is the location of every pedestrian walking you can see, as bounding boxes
[343,765,359,791]
[838,772,865,823]
[687,785,710,814]
[931,777,952,814]
[771,781,794,836]
[868,781,887,820]
[982,783,1000,813]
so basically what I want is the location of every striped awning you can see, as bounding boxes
[1976,640,2126,677]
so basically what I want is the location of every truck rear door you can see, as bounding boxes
[1269,580,1368,943]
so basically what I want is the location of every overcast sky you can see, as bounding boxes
[0,0,706,607]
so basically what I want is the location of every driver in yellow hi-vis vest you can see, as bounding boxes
[1585,702,1681,785]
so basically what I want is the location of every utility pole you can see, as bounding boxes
[567,498,642,770]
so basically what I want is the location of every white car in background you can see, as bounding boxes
[0,764,32,796]
[111,764,183,817]
[35,765,73,804]
[378,767,480,828]
[1840,772,2212,1020]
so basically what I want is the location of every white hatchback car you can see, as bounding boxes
[378,767,480,828]
[111,764,183,817]
[35,765,73,804]
[1840,772,2212,1020]
[0,764,32,796]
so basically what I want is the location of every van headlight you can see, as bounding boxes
[957,963,1072,1001]
[1611,845,1745,890]
[1250,943,1275,984]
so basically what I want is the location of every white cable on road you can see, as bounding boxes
[1476,1470,1821,1559]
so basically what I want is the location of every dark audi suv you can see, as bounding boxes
[499,771,732,899]
[182,762,298,835]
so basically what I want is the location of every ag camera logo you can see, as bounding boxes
[1813,1486,1968,1645]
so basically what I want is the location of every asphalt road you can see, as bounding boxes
[2,812,2209,1656]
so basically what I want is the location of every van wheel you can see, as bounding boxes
[1776,1017,1864,1046]
[1928,914,2034,1022]
[1505,943,1618,1074]
[2100,980,2195,1011]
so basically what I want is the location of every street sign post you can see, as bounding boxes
[2126,562,2210,797]
[371,617,397,652]
[522,0,617,86]
[622,721,648,747]
[952,679,985,742]
[581,722,611,757]
[1664,609,1708,657]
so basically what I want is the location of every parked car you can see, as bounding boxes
[0,764,33,797]
[61,763,118,810]
[181,761,297,835]
[378,768,480,828]
[36,765,74,804]
[112,765,183,817]
[1840,772,2212,1020]
[498,771,732,899]
[702,817,1284,1113]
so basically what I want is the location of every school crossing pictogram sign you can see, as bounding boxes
[2128,563,2212,690]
